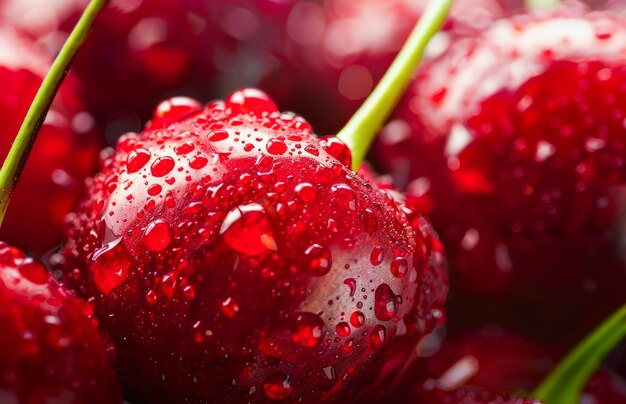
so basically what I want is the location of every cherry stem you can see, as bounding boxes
[0,0,107,227]
[336,0,454,171]
[532,303,626,403]
[525,0,560,9]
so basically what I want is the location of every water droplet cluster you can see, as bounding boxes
[58,89,447,402]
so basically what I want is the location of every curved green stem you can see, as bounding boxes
[336,0,454,171]
[533,304,626,404]
[0,0,107,227]
[525,0,561,9]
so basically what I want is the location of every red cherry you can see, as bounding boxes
[0,26,101,254]
[375,6,626,339]
[0,241,121,402]
[56,89,447,402]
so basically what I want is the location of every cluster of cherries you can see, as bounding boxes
[1,0,626,402]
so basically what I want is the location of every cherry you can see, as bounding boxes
[259,0,505,135]
[56,89,447,402]
[374,5,626,339]
[0,26,101,254]
[0,241,121,402]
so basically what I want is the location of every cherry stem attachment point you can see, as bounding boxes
[533,304,626,403]
[336,0,454,171]
[0,0,107,227]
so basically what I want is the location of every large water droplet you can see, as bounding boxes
[370,247,384,266]
[126,148,151,173]
[142,219,172,251]
[335,322,351,337]
[368,325,386,349]
[390,257,408,278]
[291,312,325,347]
[374,284,398,321]
[220,204,277,256]
[150,156,175,177]
[303,244,332,276]
[90,238,131,294]
[266,138,288,155]
[226,88,278,115]
[350,311,365,328]
[263,372,292,400]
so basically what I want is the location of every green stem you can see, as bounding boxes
[525,0,561,9]
[533,304,626,403]
[336,0,454,171]
[0,0,107,227]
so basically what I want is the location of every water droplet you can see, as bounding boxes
[150,156,175,177]
[294,183,316,203]
[226,88,278,115]
[370,247,384,266]
[126,148,151,173]
[18,259,48,284]
[142,219,172,251]
[208,130,229,142]
[90,238,131,294]
[263,372,292,400]
[368,325,386,349]
[266,138,288,155]
[221,297,240,317]
[147,184,162,196]
[304,244,332,276]
[331,184,356,210]
[189,154,208,169]
[291,312,325,347]
[151,97,202,128]
[174,142,195,155]
[320,136,352,167]
[350,311,365,328]
[220,204,276,256]
[336,322,351,337]
[374,284,398,321]
[390,257,408,278]
[343,278,356,296]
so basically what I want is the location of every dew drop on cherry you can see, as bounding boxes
[350,311,365,328]
[390,257,408,278]
[150,156,175,177]
[336,322,351,337]
[151,97,202,129]
[263,372,292,400]
[221,297,240,318]
[126,148,151,173]
[226,88,278,115]
[294,183,316,203]
[174,142,195,155]
[343,278,356,297]
[291,312,325,348]
[374,284,398,321]
[89,238,131,294]
[368,325,386,349]
[266,138,288,155]
[147,184,162,196]
[320,136,352,167]
[303,244,332,276]
[142,219,172,252]
[208,130,229,142]
[220,204,276,256]
[370,247,384,266]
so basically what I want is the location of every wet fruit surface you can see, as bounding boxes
[374,6,626,339]
[0,26,101,254]
[57,89,447,402]
[0,241,121,403]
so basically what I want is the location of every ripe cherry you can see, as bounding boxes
[374,5,626,339]
[0,26,101,254]
[57,89,447,402]
[0,241,121,402]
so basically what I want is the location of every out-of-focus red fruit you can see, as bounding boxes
[261,0,505,135]
[391,326,556,400]
[56,89,447,402]
[0,241,121,403]
[0,26,101,254]
[374,6,626,339]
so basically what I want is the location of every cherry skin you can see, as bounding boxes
[56,89,447,402]
[0,26,101,254]
[0,241,121,403]
[374,6,626,339]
